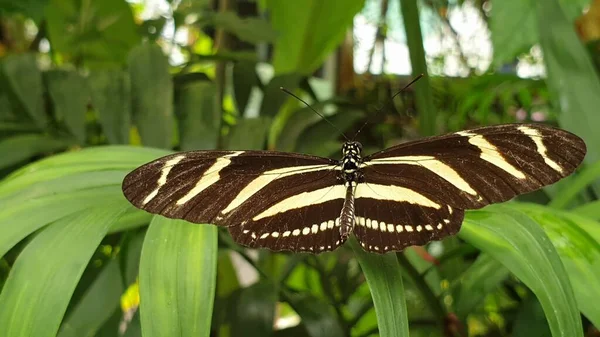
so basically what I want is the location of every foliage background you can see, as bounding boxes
[0,0,600,336]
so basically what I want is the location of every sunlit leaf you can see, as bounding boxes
[349,238,409,337]
[461,206,583,337]
[139,217,218,337]
[0,202,128,337]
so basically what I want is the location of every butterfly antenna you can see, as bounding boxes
[352,73,424,140]
[280,87,351,142]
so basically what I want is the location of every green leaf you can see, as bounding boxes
[549,161,600,209]
[89,70,132,144]
[139,217,218,337]
[129,44,174,148]
[537,0,600,167]
[296,109,363,155]
[175,80,219,150]
[460,206,583,337]
[0,202,128,337]
[513,296,552,337]
[275,105,322,152]
[2,53,47,129]
[399,0,436,136]
[0,134,72,170]
[453,253,510,318]
[286,293,345,337]
[514,203,600,328]
[0,0,49,22]
[46,0,140,67]
[260,74,301,117]
[571,200,600,221]
[225,117,271,150]
[230,281,277,337]
[45,70,90,143]
[57,260,124,337]
[212,11,277,44]
[266,0,365,75]
[490,0,537,67]
[349,238,409,337]
[0,186,122,258]
[232,61,259,115]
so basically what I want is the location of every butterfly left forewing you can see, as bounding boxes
[122,150,336,224]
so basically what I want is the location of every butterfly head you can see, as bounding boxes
[341,141,363,175]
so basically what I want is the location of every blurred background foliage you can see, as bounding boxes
[1,0,600,336]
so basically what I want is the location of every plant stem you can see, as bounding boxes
[399,0,437,136]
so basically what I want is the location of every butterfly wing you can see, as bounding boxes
[122,150,347,252]
[353,123,586,253]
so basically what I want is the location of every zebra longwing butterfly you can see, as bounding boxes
[122,123,586,254]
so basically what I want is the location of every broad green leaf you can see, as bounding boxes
[212,11,277,44]
[537,0,600,167]
[513,296,552,337]
[286,293,344,337]
[453,253,510,318]
[89,71,131,144]
[230,282,277,337]
[275,105,322,152]
[129,44,174,148]
[266,0,365,75]
[296,109,363,155]
[0,202,128,337]
[175,80,219,150]
[460,206,583,337]
[46,0,140,67]
[349,238,409,337]
[45,70,90,143]
[2,54,46,128]
[0,146,170,195]
[139,217,218,337]
[571,200,600,221]
[232,61,259,115]
[260,74,301,117]
[0,134,72,170]
[549,155,600,209]
[0,186,121,258]
[514,203,600,328]
[109,209,151,233]
[58,260,124,337]
[122,230,146,285]
[490,0,537,67]
[225,117,271,150]
[0,0,49,22]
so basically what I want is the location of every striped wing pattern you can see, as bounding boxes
[122,123,586,254]
[123,151,347,252]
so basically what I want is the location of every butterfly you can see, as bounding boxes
[122,123,586,254]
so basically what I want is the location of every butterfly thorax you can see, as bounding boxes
[340,141,363,185]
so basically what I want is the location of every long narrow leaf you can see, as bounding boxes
[460,206,583,337]
[349,238,409,337]
[0,202,128,337]
[139,216,218,337]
